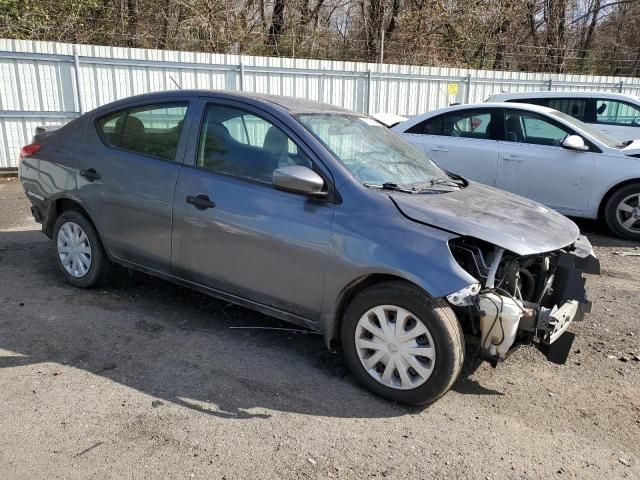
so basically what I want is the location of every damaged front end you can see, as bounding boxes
[447,235,600,365]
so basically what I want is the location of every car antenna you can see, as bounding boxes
[169,75,182,90]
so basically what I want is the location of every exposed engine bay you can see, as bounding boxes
[447,236,600,364]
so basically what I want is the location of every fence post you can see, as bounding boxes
[618,81,624,92]
[367,70,372,115]
[72,45,85,114]
[547,78,553,91]
[465,74,472,103]
[238,62,245,91]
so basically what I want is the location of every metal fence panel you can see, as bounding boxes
[2,38,640,168]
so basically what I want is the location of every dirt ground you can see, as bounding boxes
[0,177,638,479]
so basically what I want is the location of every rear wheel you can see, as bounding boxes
[341,281,464,405]
[604,183,640,240]
[52,210,109,288]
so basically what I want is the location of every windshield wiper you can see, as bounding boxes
[364,182,415,193]
[407,177,463,192]
[431,177,464,187]
[621,140,634,148]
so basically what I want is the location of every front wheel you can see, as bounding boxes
[604,183,640,240]
[341,281,464,405]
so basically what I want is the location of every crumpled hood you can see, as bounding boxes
[622,139,640,156]
[390,181,580,256]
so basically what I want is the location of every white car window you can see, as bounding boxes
[406,109,497,139]
[596,99,640,127]
[550,110,624,149]
[505,111,571,146]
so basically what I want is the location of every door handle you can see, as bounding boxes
[186,194,215,209]
[431,146,449,152]
[502,155,523,163]
[80,168,101,181]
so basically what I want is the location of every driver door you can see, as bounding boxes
[496,109,594,214]
[171,99,336,321]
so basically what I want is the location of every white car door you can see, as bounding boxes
[594,98,640,142]
[400,108,500,186]
[496,109,594,214]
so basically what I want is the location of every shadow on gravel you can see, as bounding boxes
[0,229,499,420]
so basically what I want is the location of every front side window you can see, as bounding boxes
[550,110,624,149]
[504,111,571,146]
[197,105,311,184]
[97,103,187,161]
[297,114,449,186]
[595,99,640,127]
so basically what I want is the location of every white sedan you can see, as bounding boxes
[392,102,640,240]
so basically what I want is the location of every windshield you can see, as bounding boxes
[549,110,625,149]
[296,113,450,187]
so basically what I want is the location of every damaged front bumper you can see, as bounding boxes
[449,234,600,364]
[536,235,600,344]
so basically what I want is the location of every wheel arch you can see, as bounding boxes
[326,273,440,350]
[598,178,640,219]
[44,197,93,237]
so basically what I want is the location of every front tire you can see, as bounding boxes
[341,281,464,405]
[604,183,640,240]
[52,210,109,288]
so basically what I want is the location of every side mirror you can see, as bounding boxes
[561,135,589,151]
[273,166,326,196]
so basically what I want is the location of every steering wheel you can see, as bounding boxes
[632,117,640,127]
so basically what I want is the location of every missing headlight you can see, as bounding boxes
[446,283,481,306]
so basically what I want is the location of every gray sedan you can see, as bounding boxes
[18,90,598,405]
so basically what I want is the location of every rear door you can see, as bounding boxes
[171,98,335,320]
[496,109,594,214]
[401,108,500,186]
[77,100,192,272]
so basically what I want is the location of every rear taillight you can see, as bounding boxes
[18,143,42,165]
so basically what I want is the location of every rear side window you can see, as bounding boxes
[406,110,497,139]
[507,98,587,122]
[97,103,188,161]
[595,99,640,127]
[546,99,587,122]
[406,116,443,135]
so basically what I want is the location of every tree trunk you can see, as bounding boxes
[268,0,286,43]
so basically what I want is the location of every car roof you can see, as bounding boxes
[422,102,559,117]
[90,89,356,116]
[487,91,640,102]
[393,102,569,133]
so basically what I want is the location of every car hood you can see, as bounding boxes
[389,181,580,256]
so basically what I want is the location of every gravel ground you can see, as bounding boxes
[0,177,638,479]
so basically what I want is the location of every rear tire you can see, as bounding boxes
[52,210,109,288]
[604,183,640,240]
[341,281,464,405]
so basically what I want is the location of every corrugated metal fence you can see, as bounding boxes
[2,38,640,168]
